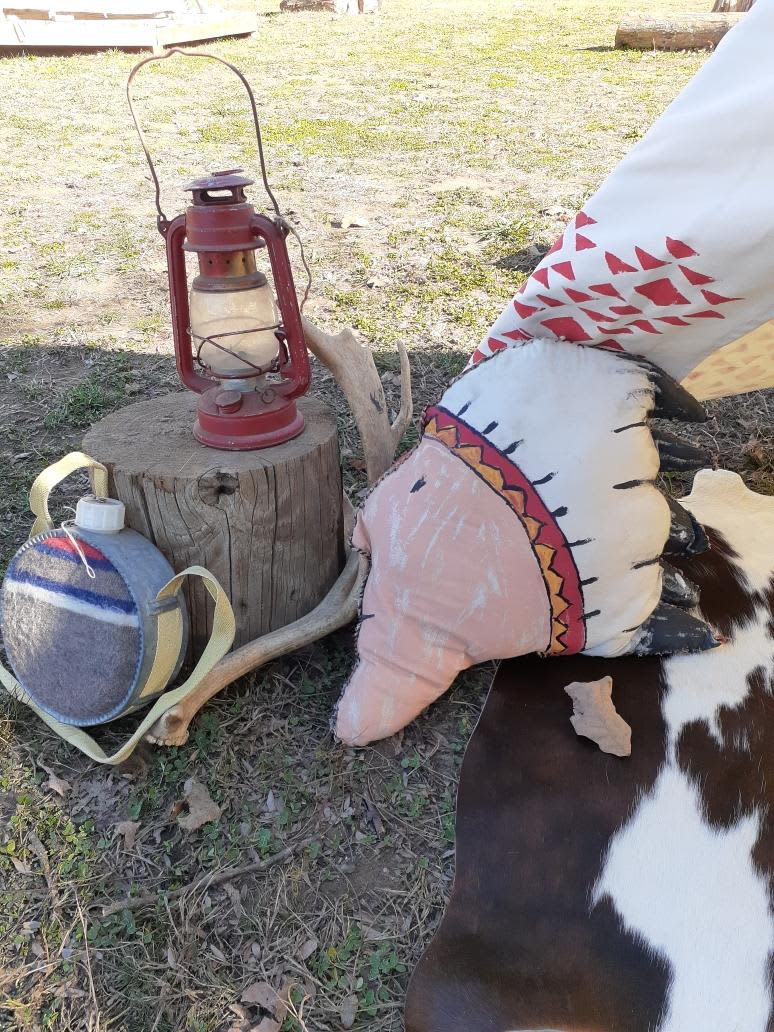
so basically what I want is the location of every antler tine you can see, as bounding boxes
[302,316,413,485]
[145,550,367,747]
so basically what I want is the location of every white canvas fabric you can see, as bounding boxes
[477,0,774,401]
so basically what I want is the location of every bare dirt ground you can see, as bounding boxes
[0,1,772,1029]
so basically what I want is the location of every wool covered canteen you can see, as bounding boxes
[0,453,235,762]
[2,492,189,726]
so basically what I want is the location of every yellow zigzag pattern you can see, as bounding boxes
[425,415,573,655]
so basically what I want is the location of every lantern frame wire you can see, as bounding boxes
[191,323,285,378]
[126,48,312,312]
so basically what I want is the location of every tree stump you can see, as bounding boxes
[712,0,754,11]
[83,393,345,657]
[615,12,744,49]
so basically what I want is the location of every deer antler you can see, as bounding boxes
[146,549,367,746]
[302,316,413,485]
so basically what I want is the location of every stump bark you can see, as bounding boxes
[83,393,345,656]
[712,0,754,11]
[615,12,743,49]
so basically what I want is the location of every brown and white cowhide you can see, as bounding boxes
[405,469,774,1032]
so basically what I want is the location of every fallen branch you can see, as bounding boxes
[98,836,315,918]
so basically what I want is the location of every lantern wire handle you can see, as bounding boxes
[126,48,312,310]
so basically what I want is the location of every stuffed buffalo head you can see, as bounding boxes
[334,1,774,746]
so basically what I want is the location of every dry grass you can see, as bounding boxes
[0,0,771,1029]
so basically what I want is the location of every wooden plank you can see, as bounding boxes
[155,10,255,43]
[2,0,188,17]
[0,7,255,47]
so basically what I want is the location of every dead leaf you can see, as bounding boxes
[115,820,140,850]
[241,981,277,1011]
[297,937,318,962]
[44,774,71,798]
[565,676,632,758]
[274,981,292,1023]
[250,1020,280,1032]
[743,440,768,467]
[177,778,221,832]
[340,993,358,1029]
[10,856,33,875]
[210,944,227,963]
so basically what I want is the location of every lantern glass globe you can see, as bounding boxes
[190,279,280,378]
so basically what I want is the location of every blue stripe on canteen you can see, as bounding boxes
[1,494,189,726]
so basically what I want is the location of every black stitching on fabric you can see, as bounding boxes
[613,479,651,490]
[613,421,648,433]
[483,421,498,434]
[410,478,426,493]
[532,472,556,485]
[633,556,661,569]
[503,440,523,455]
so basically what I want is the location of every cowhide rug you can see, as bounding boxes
[405,469,774,1032]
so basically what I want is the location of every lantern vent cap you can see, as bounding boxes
[185,169,255,193]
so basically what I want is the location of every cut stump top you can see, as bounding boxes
[83,392,337,477]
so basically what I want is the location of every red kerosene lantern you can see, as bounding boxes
[128,51,311,450]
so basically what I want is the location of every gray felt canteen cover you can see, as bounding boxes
[1,516,189,726]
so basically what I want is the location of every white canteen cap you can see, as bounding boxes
[74,495,125,534]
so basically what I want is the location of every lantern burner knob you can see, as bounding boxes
[215,389,244,414]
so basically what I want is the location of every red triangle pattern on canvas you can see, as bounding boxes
[537,294,565,309]
[634,278,690,307]
[627,320,661,334]
[635,246,669,271]
[702,289,742,305]
[580,307,617,324]
[609,305,642,316]
[551,261,576,282]
[540,316,591,342]
[590,283,625,300]
[657,316,690,327]
[680,265,715,287]
[487,338,508,352]
[575,234,597,251]
[687,310,725,320]
[547,233,565,257]
[565,288,595,302]
[532,268,551,289]
[605,326,634,335]
[472,349,487,364]
[605,252,638,275]
[595,339,625,351]
[666,237,698,260]
[502,328,532,341]
[513,299,543,319]
[575,212,597,229]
